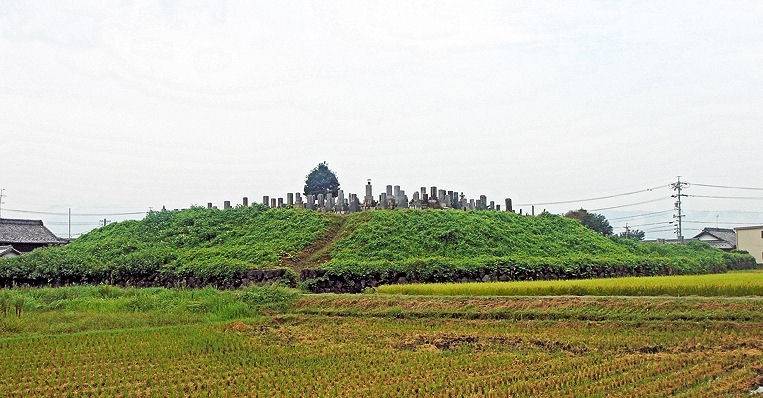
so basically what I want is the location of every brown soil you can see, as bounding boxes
[279,215,347,271]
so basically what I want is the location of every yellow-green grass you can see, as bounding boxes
[376,269,763,297]
[2,308,761,396]
[1,288,762,396]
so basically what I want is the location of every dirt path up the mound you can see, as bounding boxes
[279,215,348,271]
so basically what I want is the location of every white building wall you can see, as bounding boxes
[736,227,763,264]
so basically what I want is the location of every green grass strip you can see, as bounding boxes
[376,269,763,297]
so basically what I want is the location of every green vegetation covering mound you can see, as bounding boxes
[0,208,755,290]
[314,210,755,287]
[0,206,335,286]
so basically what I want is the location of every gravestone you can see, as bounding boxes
[396,189,406,208]
[271,198,277,208]
[277,198,284,208]
[400,194,409,208]
[242,197,248,207]
[207,203,213,209]
[349,194,360,212]
[337,190,345,212]
[505,198,513,212]
[287,193,294,206]
[364,180,374,208]
[317,193,325,210]
[263,196,270,206]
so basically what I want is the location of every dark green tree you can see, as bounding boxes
[304,162,340,197]
[564,208,614,236]
[618,229,646,241]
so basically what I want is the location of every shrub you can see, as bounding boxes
[0,207,335,288]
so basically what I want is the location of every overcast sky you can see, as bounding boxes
[1,1,761,237]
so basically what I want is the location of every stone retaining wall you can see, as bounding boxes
[0,268,297,289]
[298,260,757,293]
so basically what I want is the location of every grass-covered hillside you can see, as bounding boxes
[320,210,754,280]
[0,206,336,286]
[0,207,755,289]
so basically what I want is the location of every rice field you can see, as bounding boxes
[0,287,761,396]
[376,269,763,297]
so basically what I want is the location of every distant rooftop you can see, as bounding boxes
[693,227,737,249]
[0,218,64,244]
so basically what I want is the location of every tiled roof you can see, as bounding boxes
[701,239,736,250]
[693,228,737,247]
[0,218,63,244]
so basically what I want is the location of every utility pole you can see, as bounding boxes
[670,176,688,242]
[0,188,5,219]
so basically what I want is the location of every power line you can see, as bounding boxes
[643,228,678,234]
[687,195,763,200]
[515,184,668,206]
[3,208,148,216]
[3,208,71,216]
[615,221,672,229]
[687,209,763,214]
[47,222,103,226]
[589,197,669,212]
[683,220,763,226]
[72,211,148,216]
[689,183,763,191]
[644,227,700,234]
[607,209,674,221]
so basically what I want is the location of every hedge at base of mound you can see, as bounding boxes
[301,252,757,293]
[0,248,298,289]
[0,268,297,289]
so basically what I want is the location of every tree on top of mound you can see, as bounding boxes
[304,162,341,197]
[564,208,613,236]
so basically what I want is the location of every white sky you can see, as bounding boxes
[1,1,761,237]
